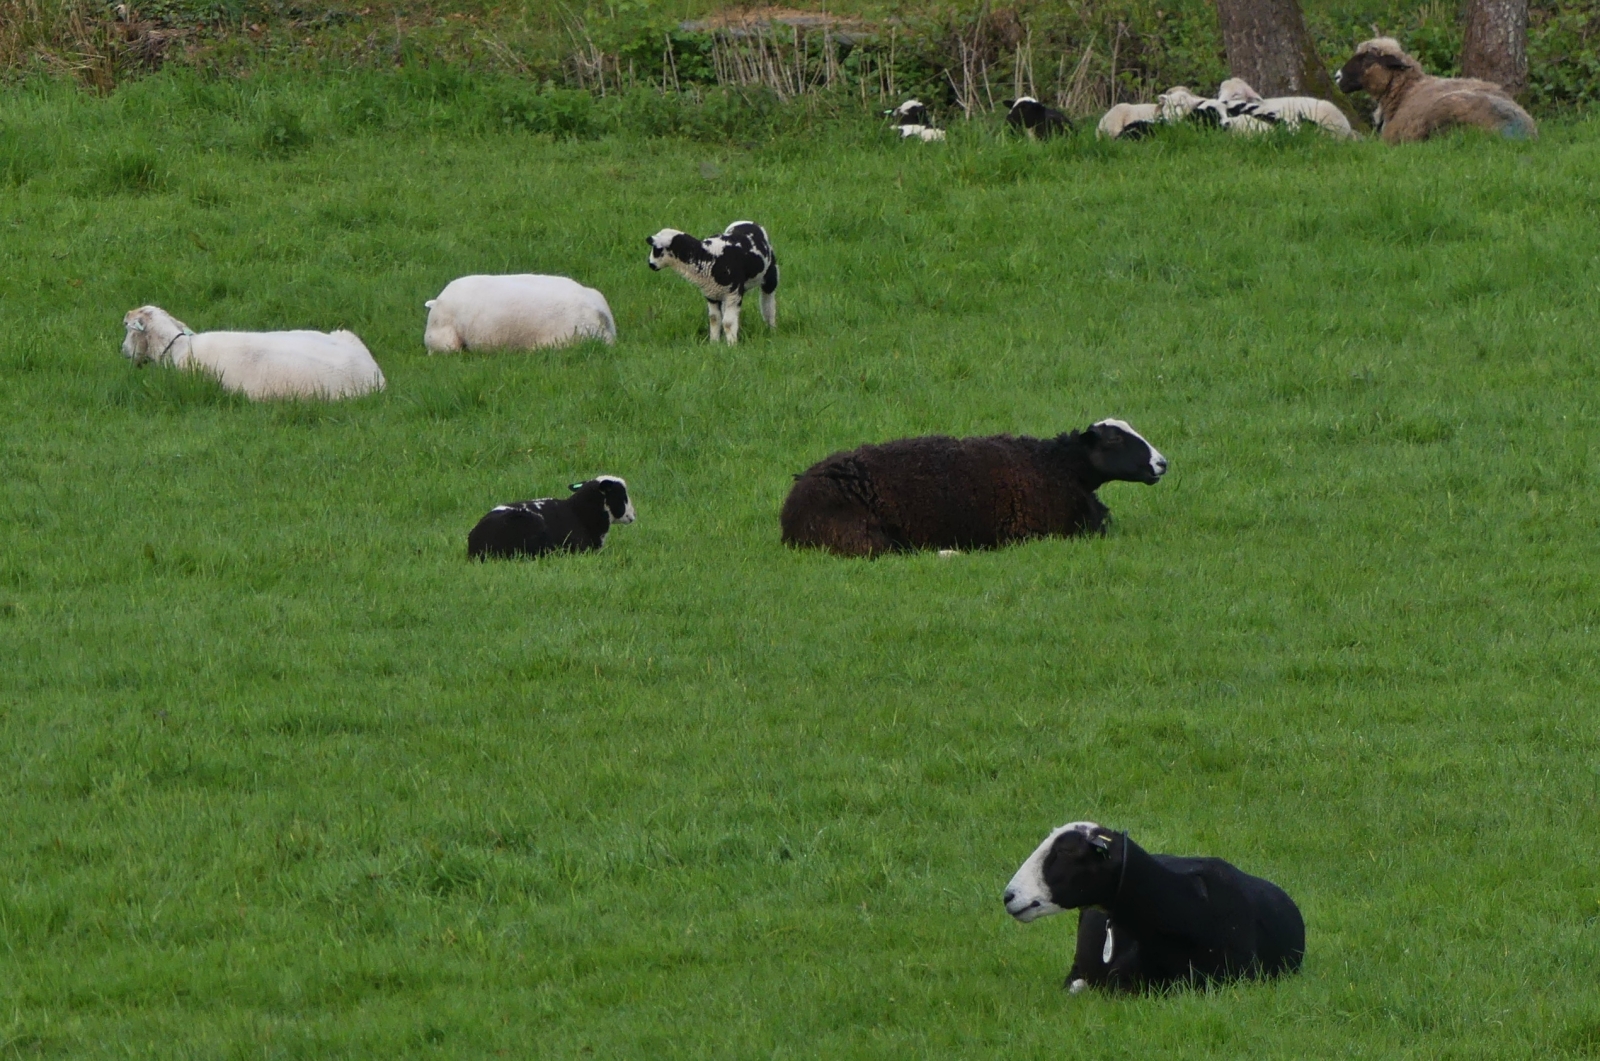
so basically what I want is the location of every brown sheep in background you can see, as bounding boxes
[1335,38,1536,143]
[779,419,1167,558]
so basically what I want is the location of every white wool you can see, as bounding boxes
[1250,96,1357,138]
[120,305,384,401]
[1217,77,1264,103]
[423,274,616,354]
[1096,102,1159,139]
[897,125,947,141]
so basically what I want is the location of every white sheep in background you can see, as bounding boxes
[1158,86,1275,134]
[423,274,616,354]
[120,305,385,400]
[1096,102,1161,140]
[1217,78,1357,138]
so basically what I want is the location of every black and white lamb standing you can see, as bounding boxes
[779,419,1166,557]
[467,476,635,560]
[646,221,779,345]
[1004,821,1306,993]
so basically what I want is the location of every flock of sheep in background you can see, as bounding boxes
[889,38,1536,144]
[109,30,1547,994]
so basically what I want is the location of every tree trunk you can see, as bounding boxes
[1215,0,1358,121]
[1461,0,1528,96]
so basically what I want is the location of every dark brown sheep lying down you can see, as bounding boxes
[779,419,1167,557]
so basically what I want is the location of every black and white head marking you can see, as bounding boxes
[1092,418,1168,480]
[886,99,931,124]
[1004,821,1108,922]
[593,474,635,524]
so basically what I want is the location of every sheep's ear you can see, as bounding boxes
[645,236,656,247]
[1001,99,1016,109]
[568,481,585,491]
[1089,832,1115,855]
[128,318,146,332]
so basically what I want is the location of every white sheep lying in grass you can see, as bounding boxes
[1158,86,1276,134]
[1217,78,1357,138]
[120,305,385,400]
[1096,102,1161,140]
[423,274,616,353]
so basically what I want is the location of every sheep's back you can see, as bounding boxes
[430,274,616,350]
[1385,77,1536,141]
[190,330,384,399]
[848,435,1097,548]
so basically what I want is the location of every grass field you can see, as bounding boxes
[3,77,1600,1057]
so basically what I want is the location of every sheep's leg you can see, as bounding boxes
[705,298,723,343]
[721,293,742,345]
[760,263,779,328]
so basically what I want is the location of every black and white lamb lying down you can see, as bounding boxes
[467,476,635,560]
[1003,96,1074,138]
[885,99,946,141]
[646,221,779,345]
[1004,821,1305,993]
[779,419,1166,558]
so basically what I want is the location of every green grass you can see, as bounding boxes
[4,78,1600,1058]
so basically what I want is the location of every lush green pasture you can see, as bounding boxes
[2,79,1599,1058]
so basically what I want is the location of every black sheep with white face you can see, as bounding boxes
[1004,821,1306,994]
[780,419,1167,558]
[467,476,635,560]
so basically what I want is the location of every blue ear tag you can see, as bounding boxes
[1102,924,1115,964]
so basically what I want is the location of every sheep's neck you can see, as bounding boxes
[1104,841,1210,937]
[1049,434,1109,492]
[1379,68,1423,110]
[155,328,194,367]
[666,256,724,300]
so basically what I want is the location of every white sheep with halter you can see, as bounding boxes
[120,305,385,400]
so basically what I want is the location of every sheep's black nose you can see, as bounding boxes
[1003,889,1016,904]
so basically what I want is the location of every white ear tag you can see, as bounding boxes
[1102,923,1115,964]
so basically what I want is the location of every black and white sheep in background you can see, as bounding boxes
[467,476,635,560]
[1158,86,1277,134]
[779,419,1166,558]
[886,99,947,141]
[1336,37,1536,143]
[646,221,779,345]
[1217,78,1357,139]
[1004,821,1306,993]
[1003,97,1074,139]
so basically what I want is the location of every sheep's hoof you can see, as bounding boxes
[1068,978,1088,994]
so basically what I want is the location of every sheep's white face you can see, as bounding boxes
[1217,78,1262,103]
[646,228,683,271]
[1004,822,1103,922]
[1158,86,1206,120]
[121,305,186,363]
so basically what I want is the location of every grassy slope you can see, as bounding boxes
[2,85,1600,1057]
